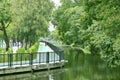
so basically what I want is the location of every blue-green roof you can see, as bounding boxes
[38,42,53,52]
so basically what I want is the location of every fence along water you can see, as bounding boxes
[0,51,64,68]
[0,41,64,69]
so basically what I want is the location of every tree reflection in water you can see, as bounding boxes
[49,75,54,80]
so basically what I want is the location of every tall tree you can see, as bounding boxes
[53,0,120,67]
[0,0,11,51]
[10,0,54,49]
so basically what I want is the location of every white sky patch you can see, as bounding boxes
[52,0,61,7]
[49,21,55,32]
[48,0,61,32]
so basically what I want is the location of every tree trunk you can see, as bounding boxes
[1,20,9,51]
[25,34,28,50]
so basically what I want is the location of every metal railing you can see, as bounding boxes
[0,51,64,68]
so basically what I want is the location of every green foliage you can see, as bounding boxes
[28,42,39,53]
[53,0,120,67]
[80,46,91,54]
[13,42,39,53]
[0,0,12,51]
[0,48,6,53]
[10,0,54,48]
[16,48,26,53]
[0,0,54,51]
[0,47,12,54]
[0,0,11,22]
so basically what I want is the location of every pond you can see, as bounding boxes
[0,47,120,80]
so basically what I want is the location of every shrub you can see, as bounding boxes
[28,42,39,53]
[0,48,6,54]
[16,48,26,53]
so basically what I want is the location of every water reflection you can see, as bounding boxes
[49,75,54,80]
[0,69,65,80]
[63,47,120,80]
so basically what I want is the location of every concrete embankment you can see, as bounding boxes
[0,61,66,76]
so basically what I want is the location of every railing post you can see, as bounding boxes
[54,52,55,63]
[30,53,33,65]
[61,51,64,60]
[59,50,64,62]
[8,54,13,67]
[59,52,61,62]
[3,54,5,66]
[39,53,41,64]
[8,54,9,67]
[20,53,22,66]
[46,52,49,63]
[16,53,18,62]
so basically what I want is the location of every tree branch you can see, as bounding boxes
[0,28,2,31]
[0,21,3,31]
[5,20,11,28]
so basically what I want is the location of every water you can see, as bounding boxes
[0,47,120,80]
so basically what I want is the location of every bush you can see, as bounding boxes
[16,48,26,53]
[27,42,39,53]
[0,48,6,54]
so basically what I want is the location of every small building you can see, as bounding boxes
[36,41,62,63]
[0,41,66,75]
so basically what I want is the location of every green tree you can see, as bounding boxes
[10,0,54,49]
[53,0,120,67]
[0,0,12,51]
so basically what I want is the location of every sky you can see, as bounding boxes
[49,21,55,32]
[52,0,61,6]
[49,0,61,31]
